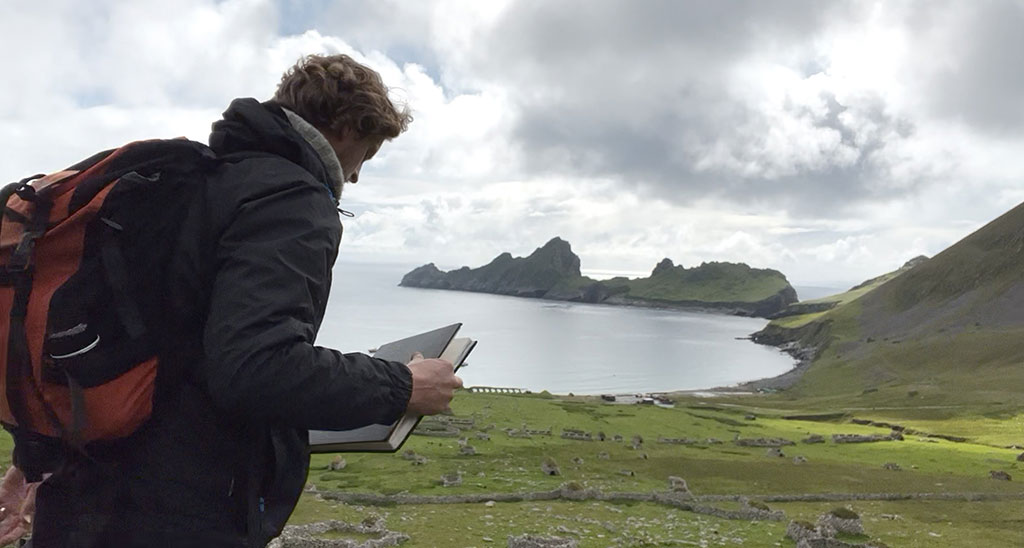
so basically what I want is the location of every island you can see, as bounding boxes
[399,237,798,317]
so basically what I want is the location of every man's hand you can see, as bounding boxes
[405,353,463,416]
[0,466,38,546]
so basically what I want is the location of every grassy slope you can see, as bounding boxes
[761,201,1024,407]
[287,392,1024,547]
[770,269,905,329]
[1,393,1020,546]
[625,262,790,303]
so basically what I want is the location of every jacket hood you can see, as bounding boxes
[209,98,332,196]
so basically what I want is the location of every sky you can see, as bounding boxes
[2,0,1022,289]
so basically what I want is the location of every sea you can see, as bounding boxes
[316,262,839,395]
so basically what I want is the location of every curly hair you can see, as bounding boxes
[274,54,412,140]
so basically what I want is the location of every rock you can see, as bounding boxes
[460,445,477,456]
[328,456,347,471]
[802,434,826,444]
[541,457,561,476]
[1017,452,1024,462]
[766,448,785,458]
[619,469,635,477]
[476,432,491,441]
[630,435,643,450]
[597,452,610,460]
[507,534,579,548]
[745,414,757,420]
[571,457,584,465]
[882,462,901,471]
[485,500,496,507]
[412,455,429,465]
[401,450,419,461]
[793,455,808,464]
[990,470,1012,481]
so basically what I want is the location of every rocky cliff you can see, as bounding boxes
[400,238,798,317]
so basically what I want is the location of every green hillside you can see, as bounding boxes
[753,201,1024,406]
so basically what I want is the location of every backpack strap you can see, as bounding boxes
[0,181,73,480]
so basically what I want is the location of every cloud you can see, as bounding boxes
[2,0,1022,288]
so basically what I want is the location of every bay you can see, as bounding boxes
[317,262,797,395]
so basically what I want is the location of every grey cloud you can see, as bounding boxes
[451,0,937,213]
[915,1,1024,136]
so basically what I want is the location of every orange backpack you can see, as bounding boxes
[0,139,216,479]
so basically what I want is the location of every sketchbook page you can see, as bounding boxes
[308,423,394,446]
[308,324,462,448]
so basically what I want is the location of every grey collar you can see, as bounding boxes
[281,108,345,199]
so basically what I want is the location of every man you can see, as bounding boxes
[18,54,463,547]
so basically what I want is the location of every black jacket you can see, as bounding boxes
[30,99,413,547]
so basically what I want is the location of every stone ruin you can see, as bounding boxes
[560,431,593,441]
[506,429,533,439]
[522,424,553,436]
[831,432,902,444]
[667,476,691,495]
[990,470,1012,481]
[541,457,561,476]
[267,517,408,548]
[657,436,702,446]
[741,499,782,520]
[786,520,827,544]
[507,534,578,548]
[802,434,826,444]
[817,508,864,535]
[735,437,795,447]
[440,472,463,487]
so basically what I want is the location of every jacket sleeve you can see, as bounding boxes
[200,168,412,430]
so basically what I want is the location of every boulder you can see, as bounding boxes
[328,456,346,471]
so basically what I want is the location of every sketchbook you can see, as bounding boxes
[309,323,476,453]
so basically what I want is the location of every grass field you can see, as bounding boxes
[1,391,1020,546]
[289,392,1024,546]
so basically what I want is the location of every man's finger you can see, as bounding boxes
[453,375,464,389]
